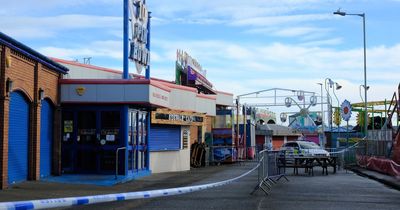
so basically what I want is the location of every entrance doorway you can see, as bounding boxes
[61,107,148,175]
[62,108,122,174]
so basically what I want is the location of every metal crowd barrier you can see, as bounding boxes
[251,150,288,195]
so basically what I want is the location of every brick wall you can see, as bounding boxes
[0,46,9,189]
[205,116,214,133]
[190,125,198,145]
[0,45,62,189]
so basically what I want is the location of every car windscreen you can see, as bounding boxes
[298,141,320,149]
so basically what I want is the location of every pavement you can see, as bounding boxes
[0,162,399,210]
[349,166,400,191]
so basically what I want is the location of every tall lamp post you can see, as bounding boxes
[334,9,368,138]
[359,85,370,102]
[317,83,325,147]
[325,78,342,131]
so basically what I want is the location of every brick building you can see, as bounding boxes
[0,32,68,189]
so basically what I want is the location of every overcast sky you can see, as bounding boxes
[1,0,399,125]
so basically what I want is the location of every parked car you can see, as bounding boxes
[279,141,330,157]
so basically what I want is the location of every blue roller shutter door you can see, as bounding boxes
[149,125,181,151]
[40,99,53,178]
[8,92,29,184]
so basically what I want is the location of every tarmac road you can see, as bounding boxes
[76,164,400,210]
[0,162,399,210]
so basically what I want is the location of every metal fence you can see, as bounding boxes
[339,139,393,168]
[251,150,288,195]
[357,140,392,158]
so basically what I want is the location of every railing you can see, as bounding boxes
[251,150,288,195]
[115,147,126,179]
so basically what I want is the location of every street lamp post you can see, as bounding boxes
[317,83,325,147]
[324,79,332,131]
[324,78,342,131]
[334,9,368,138]
[359,85,370,102]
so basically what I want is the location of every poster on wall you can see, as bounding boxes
[64,120,73,133]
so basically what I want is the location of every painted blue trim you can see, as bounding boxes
[0,32,68,74]
[146,110,150,170]
[145,12,151,80]
[123,105,129,176]
[123,0,129,79]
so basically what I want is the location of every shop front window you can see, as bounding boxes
[129,110,137,145]
[100,111,120,145]
[77,111,96,144]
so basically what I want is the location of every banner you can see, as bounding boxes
[187,66,197,81]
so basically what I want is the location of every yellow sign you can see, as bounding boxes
[64,120,73,133]
[76,86,86,96]
[334,108,341,126]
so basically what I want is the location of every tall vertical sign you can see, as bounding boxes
[128,0,150,76]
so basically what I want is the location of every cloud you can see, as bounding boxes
[299,38,343,47]
[38,40,123,60]
[231,14,332,27]
[2,0,121,15]
[246,26,332,38]
[275,27,332,37]
[0,15,121,39]
[149,0,325,20]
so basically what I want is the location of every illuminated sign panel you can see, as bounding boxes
[128,0,150,74]
[175,50,213,92]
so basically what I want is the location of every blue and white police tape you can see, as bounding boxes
[0,163,260,210]
[328,142,361,155]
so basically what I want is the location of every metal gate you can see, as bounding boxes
[149,125,181,151]
[8,91,29,184]
[40,99,53,178]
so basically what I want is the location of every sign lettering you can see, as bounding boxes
[128,0,150,74]
[155,113,203,123]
